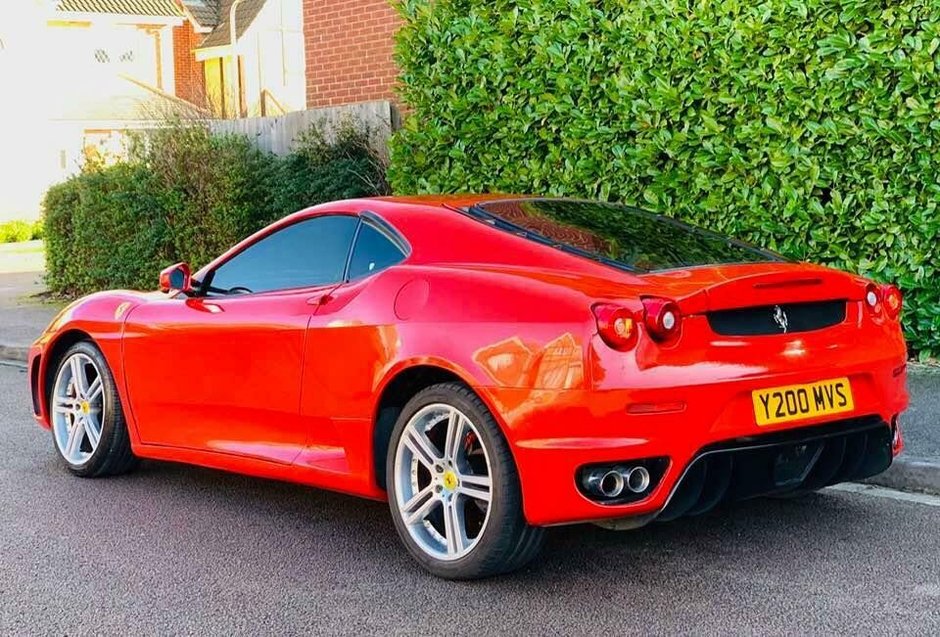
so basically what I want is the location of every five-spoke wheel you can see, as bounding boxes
[387,383,543,579]
[52,352,105,466]
[49,341,137,477]
[394,403,493,560]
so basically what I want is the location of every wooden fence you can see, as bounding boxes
[208,100,401,157]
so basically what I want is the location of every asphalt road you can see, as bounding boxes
[0,269,58,355]
[1,364,939,636]
[904,372,940,459]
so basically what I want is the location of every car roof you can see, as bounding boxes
[202,195,639,286]
[321,195,650,281]
[306,194,530,220]
[370,193,528,208]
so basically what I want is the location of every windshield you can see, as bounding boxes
[466,199,782,272]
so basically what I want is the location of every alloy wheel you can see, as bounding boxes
[393,403,493,561]
[51,353,105,466]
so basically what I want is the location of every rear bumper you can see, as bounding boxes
[512,412,900,527]
[493,359,908,526]
[656,416,893,522]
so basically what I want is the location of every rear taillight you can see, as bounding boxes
[592,303,638,351]
[882,284,902,320]
[864,283,881,313]
[642,297,682,342]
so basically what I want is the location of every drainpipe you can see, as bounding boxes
[228,0,243,117]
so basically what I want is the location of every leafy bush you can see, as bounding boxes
[390,0,940,358]
[132,125,281,270]
[0,219,43,243]
[43,122,387,297]
[273,125,390,215]
[44,164,169,294]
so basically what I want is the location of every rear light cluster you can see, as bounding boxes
[641,297,682,341]
[864,283,903,320]
[593,297,681,351]
[883,285,903,318]
[592,304,638,351]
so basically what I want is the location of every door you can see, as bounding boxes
[122,214,360,464]
[294,216,410,481]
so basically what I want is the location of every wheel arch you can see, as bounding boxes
[371,361,509,491]
[40,328,94,413]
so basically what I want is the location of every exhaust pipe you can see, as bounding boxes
[891,415,902,452]
[624,466,651,494]
[583,465,652,499]
[584,468,626,498]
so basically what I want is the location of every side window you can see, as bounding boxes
[347,222,406,280]
[208,215,359,294]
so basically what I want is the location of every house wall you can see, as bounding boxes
[0,5,199,219]
[203,55,244,118]
[48,20,167,90]
[204,56,227,116]
[173,21,206,105]
[157,23,176,91]
[241,0,307,116]
[0,1,56,220]
[302,0,401,108]
[200,0,307,117]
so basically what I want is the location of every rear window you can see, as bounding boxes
[467,199,782,272]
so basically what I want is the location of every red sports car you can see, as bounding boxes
[28,196,908,579]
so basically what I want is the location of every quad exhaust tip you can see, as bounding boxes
[625,465,651,493]
[598,470,625,498]
[586,465,652,499]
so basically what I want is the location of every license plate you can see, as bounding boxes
[752,377,854,426]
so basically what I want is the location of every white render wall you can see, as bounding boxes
[235,0,307,116]
[0,1,57,220]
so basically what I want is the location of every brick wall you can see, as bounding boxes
[173,21,206,105]
[303,0,402,108]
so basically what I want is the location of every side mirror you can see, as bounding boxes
[159,262,192,294]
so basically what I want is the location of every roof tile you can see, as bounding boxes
[56,0,182,17]
[197,0,265,49]
[178,0,222,28]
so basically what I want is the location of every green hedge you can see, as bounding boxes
[44,163,169,294]
[44,124,387,296]
[389,0,940,358]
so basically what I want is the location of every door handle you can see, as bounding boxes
[185,299,223,313]
[307,294,333,306]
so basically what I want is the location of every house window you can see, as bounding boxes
[94,48,137,65]
[84,25,156,85]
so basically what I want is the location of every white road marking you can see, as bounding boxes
[830,483,940,508]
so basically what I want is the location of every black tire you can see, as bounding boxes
[385,382,544,579]
[49,341,138,477]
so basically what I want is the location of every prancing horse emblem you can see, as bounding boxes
[773,305,789,333]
